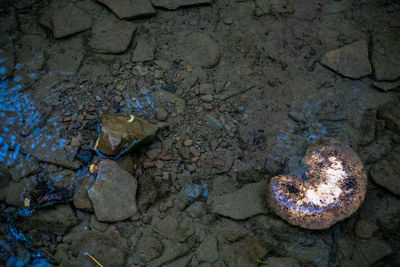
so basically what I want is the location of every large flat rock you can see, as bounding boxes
[319,40,372,79]
[208,180,268,220]
[89,15,136,54]
[97,0,155,19]
[88,159,138,222]
[372,32,400,81]
[51,4,92,38]
[46,36,84,74]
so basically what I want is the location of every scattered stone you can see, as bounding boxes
[97,0,155,20]
[18,204,77,235]
[200,94,214,102]
[151,0,212,10]
[153,89,186,114]
[154,215,178,237]
[88,159,138,222]
[51,4,92,38]
[89,15,136,54]
[208,180,268,220]
[196,235,219,263]
[354,219,378,239]
[156,107,169,121]
[143,159,155,169]
[373,80,400,92]
[46,36,84,74]
[178,64,206,91]
[183,139,193,147]
[337,238,392,266]
[178,32,220,68]
[146,147,161,160]
[62,231,126,267]
[96,113,158,157]
[254,0,295,16]
[267,257,299,267]
[205,114,223,130]
[378,101,400,133]
[72,173,93,211]
[148,240,189,266]
[370,146,400,196]
[319,40,372,79]
[132,31,156,62]
[371,32,400,81]
[90,214,109,232]
[135,233,164,262]
[219,237,268,266]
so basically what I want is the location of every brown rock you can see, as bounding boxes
[319,40,372,79]
[267,138,367,229]
[183,139,193,147]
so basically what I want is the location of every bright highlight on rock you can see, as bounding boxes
[267,138,367,230]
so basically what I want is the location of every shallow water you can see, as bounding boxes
[0,0,400,266]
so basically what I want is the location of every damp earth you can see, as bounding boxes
[0,0,400,266]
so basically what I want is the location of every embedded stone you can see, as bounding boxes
[267,138,367,229]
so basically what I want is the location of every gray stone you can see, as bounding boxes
[208,180,268,220]
[4,179,36,207]
[72,173,93,211]
[201,149,234,176]
[153,89,186,114]
[135,233,164,262]
[148,240,189,267]
[196,235,218,263]
[156,107,168,121]
[267,257,299,267]
[219,237,268,267]
[154,215,178,237]
[254,0,295,16]
[337,238,392,266]
[354,219,378,239]
[90,215,109,232]
[358,109,377,145]
[132,32,156,62]
[151,0,212,10]
[185,201,207,218]
[178,64,206,91]
[370,146,400,196]
[319,40,372,79]
[372,32,400,81]
[177,32,220,68]
[378,101,400,133]
[15,35,46,74]
[8,153,40,182]
[97,0,155,20]
[46,36,84,74]
[88,159,138,222]
[62,231,126,267]
[373,80,400,92]
[89,15,136,54]
[96,113,158,157]
[51,4,92,38]
[18,204,77,235]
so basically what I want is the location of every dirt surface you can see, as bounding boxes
[0,0,399,266]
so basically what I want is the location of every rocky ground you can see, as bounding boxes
[0,0,399,266]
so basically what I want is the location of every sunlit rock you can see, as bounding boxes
[95,113,158,157]
[267,138,367,229]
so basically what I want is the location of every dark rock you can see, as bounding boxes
[147,240,189,267]
[46,36,84,74]
[132,31,156,62]
[76,148,93,165]
[219,237,268,267]
[151,0,212,10]
[266,257,300,267]
[254,0,295,16]
[88,159,138,222]
[378,101,400,133]
[156,107,169,121]
[89,15,137,54]
[358,109,377,145]
[319,40,372,79]
[97,0,155,20]
[372,32,400,81]
[51,4,92,38]
[370,146,400,196]
[373,80,400,92]
[208,180,268,220]
[134,233,164,262]
[354,219,378,239]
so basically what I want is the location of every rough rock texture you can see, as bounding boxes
[176,32,220,68]
[208,180,268,220]
[89,16,136,54]
[96,113,158,157]
[267,138,368,229]
[51,4,92,38]
[18,205,77,235]
[319,40,372,79]
[254,0,295,16]
[371,32,400,81]
[219,237,268,266]
[132,32,156,62]
[151,0,212,10]
[46,36,84,74]
[61,231,126,267]
[97,0,155,20]
[196,235,219,263]
[378,101,400,133]
[134,233,164,263]
[88,159,138,222]
[370,146,400,196]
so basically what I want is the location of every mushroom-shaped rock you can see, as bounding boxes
[95,113,158,158]
[267,138,367,230]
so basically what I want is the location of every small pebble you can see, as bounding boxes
[155,160,164,169]
[191,156,199,163]
[203,103,213,110]
[156,107,169,121]
[184,139,193,147]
